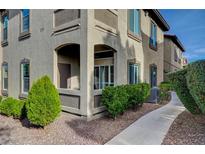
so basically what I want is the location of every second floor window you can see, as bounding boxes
[129,9,140,35]
[2,15,8,41]
[150,22,157,48]
[21,60,30,93]
[2,62,8,91]
[22,9,30,32]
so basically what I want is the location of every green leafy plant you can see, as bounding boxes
[0,96,3,102]
[102,83,150,118]
[0,97,25,118]
[159,82,172,102]
[186,60,205,113]
[102,86,128,118]
[26,75,61,127]
[168,69,201,114]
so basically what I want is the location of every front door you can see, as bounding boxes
[150,65,157,87]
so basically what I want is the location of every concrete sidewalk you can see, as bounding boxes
[106,92,185,145]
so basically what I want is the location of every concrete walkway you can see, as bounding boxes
[106,92,185,145]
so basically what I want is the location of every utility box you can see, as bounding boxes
[148,87,160,103]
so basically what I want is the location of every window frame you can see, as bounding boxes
[19,9,31,41]
[21,9,30,33]
[128,9,141,38]
[94,64,114,90]
[1,12,9,45]
[2,62,8,92]
[149,21,158,50]
[20,59,30,94]
[128,63,140,85]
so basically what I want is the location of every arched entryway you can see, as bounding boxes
[55,43,80,90]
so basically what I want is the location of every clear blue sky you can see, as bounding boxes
[160,9,205,63]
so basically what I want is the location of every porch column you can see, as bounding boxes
[80,10,94,118]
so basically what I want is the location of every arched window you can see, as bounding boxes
[20,58,30,93]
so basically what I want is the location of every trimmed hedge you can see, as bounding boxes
[26,75,61,127]
[102,83,151,118]
[0,97,25,118]
[186,60,205,113]
[168,69,201,114]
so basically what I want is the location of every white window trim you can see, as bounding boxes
[21,63,30,94]
[129,63,140,84]
[94,64,114,90]
[21,9,30,33]
[130,9,140,35]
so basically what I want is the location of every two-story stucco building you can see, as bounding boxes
[164,34,185,81]
[0,9,170,119]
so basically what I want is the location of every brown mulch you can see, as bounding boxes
[0,103,162,145]
[162,111,205,145]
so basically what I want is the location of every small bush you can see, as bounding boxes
[0,96,3,102]
[125,83,150,107]
[102,86,129,118]
[137,83,151,102]
[26,75,61,127]
[102,83,150,118]
[159,82,172,102]
[168,69,201,114]
[0,97,25,118]
[186,60,205,113]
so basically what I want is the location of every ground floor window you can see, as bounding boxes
[129,63,140,84]
[21,61,30,93]
[94,65,114,90]
[2,62,8,90]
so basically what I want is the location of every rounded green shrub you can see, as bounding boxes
[102,86,129,118]
[0,97,25,118]
[168,69,201,114]
[186,60,205,113]
[125,83,150,107]
[26,75,61,127]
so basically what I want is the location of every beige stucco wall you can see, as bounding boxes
[164,37,183,79]
[1,9,167,118]
[141,10,165,85]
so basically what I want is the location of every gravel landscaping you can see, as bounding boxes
[162,111,205,145]
[0,103,161,145]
